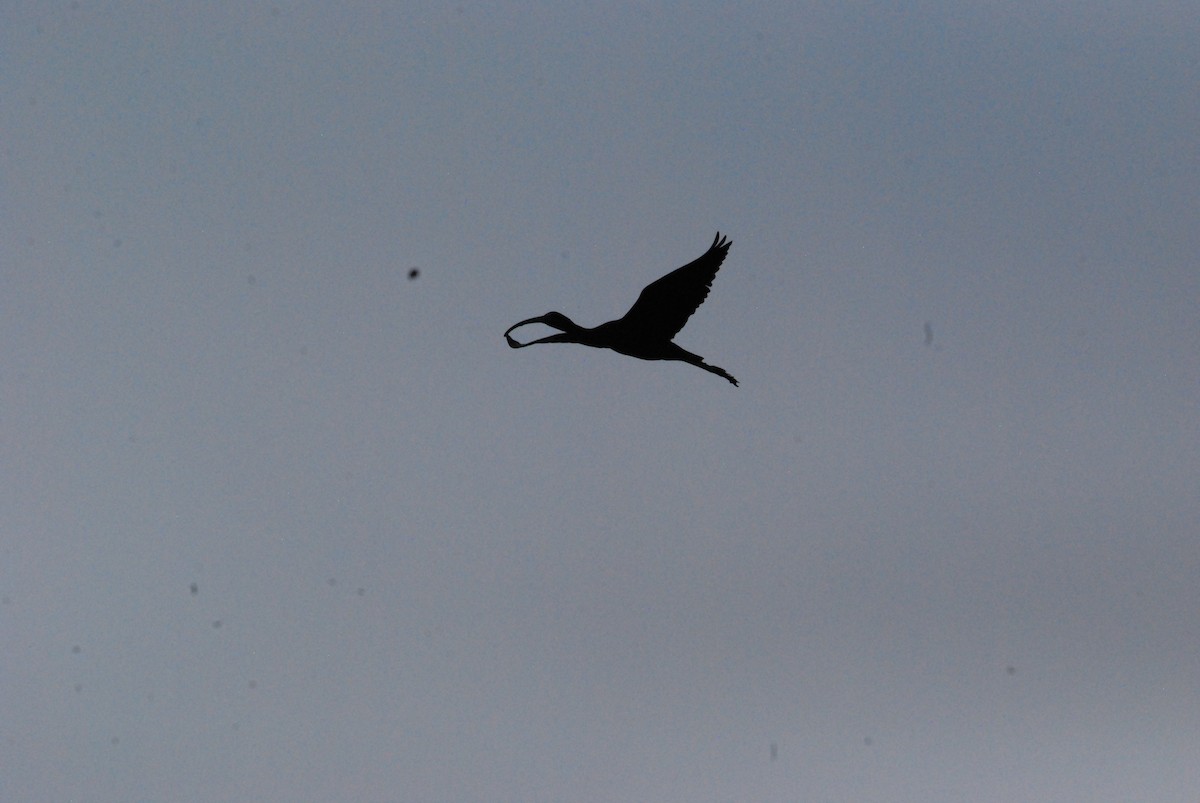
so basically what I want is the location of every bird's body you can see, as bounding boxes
[504,233,737,385]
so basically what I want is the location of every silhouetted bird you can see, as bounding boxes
[504,233,737,385]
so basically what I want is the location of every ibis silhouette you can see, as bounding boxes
[504,233,737,386]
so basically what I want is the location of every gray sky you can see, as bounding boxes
[3,3,1198,801]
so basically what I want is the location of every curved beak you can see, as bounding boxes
[504,315,560,348]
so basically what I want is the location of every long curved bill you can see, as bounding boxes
[503,316,549,348]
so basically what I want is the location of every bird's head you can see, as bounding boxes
[538,311,575,331]
[504,311,580,347]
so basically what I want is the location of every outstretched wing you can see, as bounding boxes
[617,233,731,341]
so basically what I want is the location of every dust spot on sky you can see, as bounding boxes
[407,268,420,280]
[72,645,81,654]
[212,619,222,629]
[190,582,199,596]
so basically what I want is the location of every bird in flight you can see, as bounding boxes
[504,233,738,386]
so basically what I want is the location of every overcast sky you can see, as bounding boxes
[2,2,1198,801]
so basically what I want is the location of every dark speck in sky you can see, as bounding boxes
[190,582,199,596]
[408,268,420,280]
[924,321,934,346]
